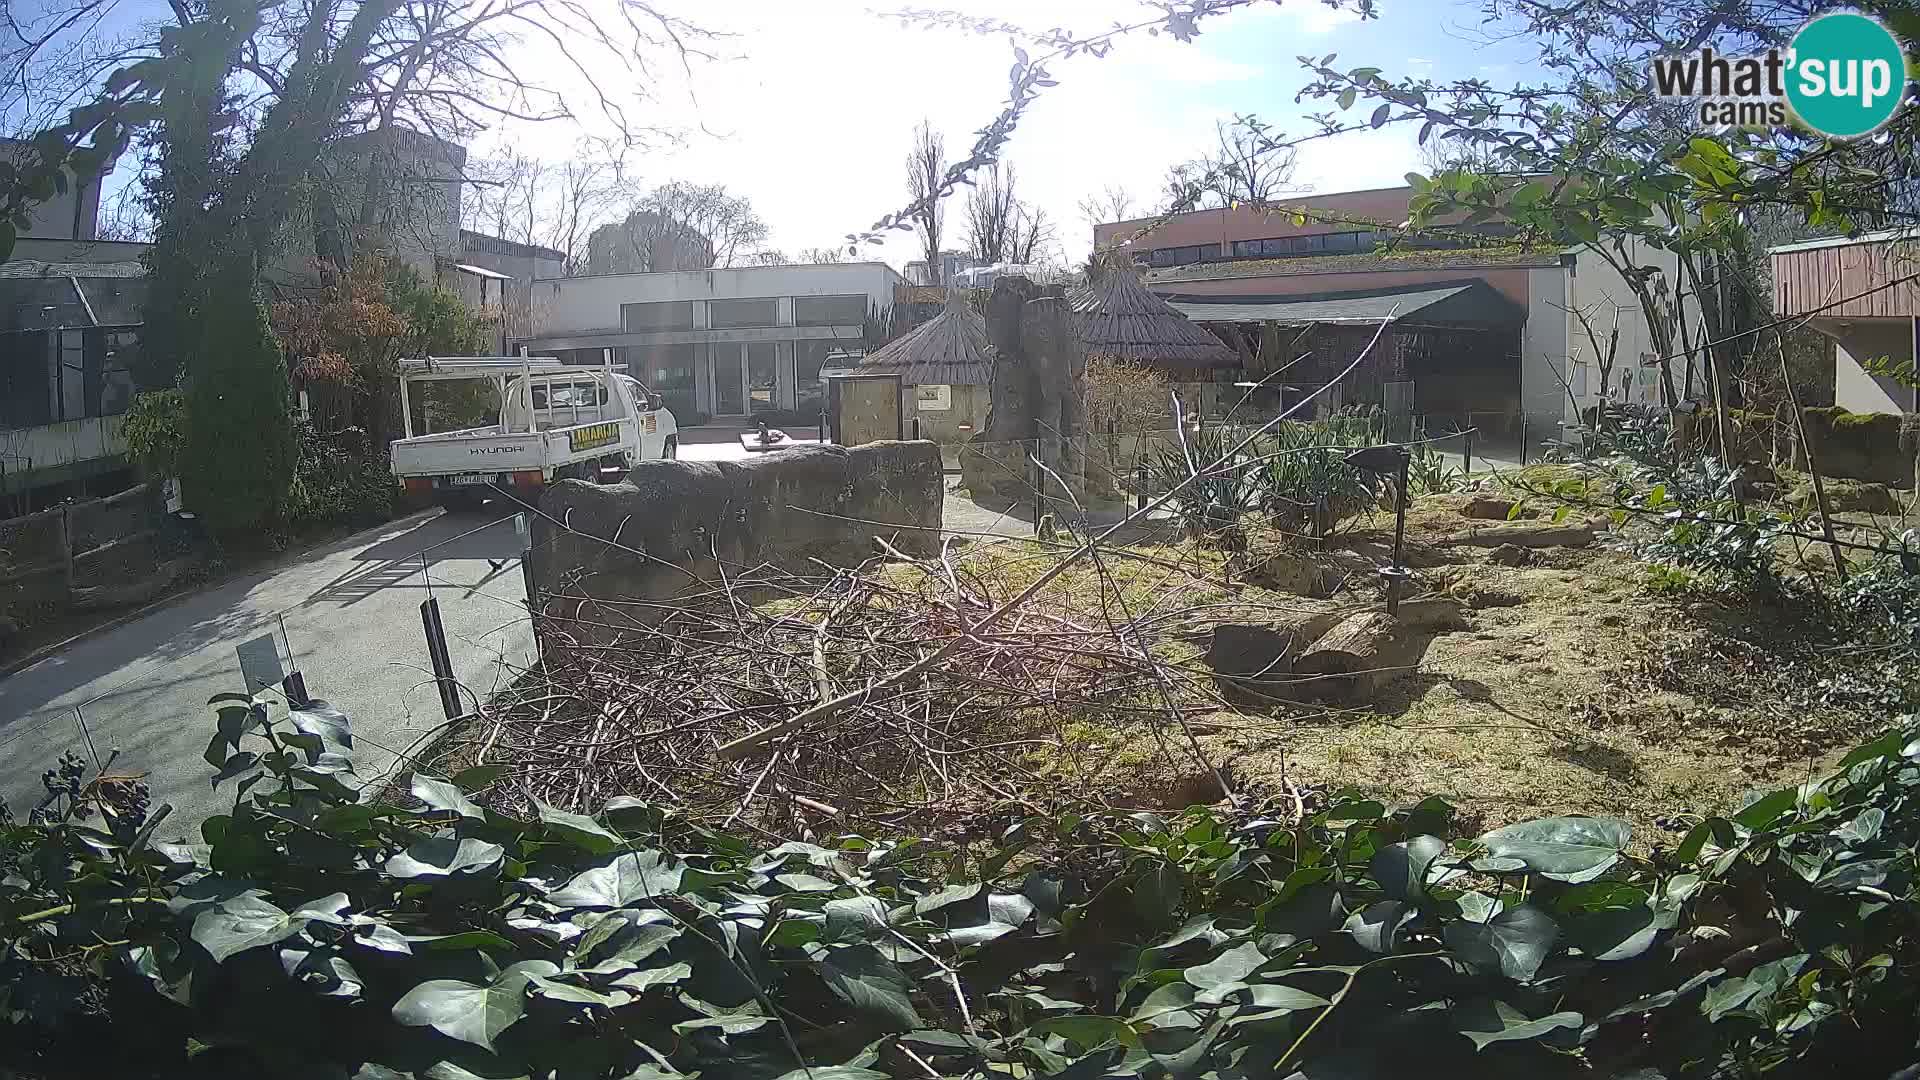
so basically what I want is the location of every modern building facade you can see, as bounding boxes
[1770,229,1918,415]
[1094,185,1689,438]
[517,263,905,421]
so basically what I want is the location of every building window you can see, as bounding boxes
[709,297,779,329]
[794,294,867,327]
[621,301,693,332]
[795,338,858,418]
[626,343,697,417]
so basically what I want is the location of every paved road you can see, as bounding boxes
[0,509,535,842]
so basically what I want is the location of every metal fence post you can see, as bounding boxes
[1520,416,1530,466]
[1462,428,1474,477]
[1032,438,1044,534]
[419,597,463,720]
[912,415,922,441]
[1136,461,1148,512]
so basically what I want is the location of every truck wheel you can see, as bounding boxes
[662,436,678,460]
[436,489,484,514]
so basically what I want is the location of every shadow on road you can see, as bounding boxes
[307,507,525,605]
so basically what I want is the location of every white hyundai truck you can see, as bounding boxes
[389,356,679,512]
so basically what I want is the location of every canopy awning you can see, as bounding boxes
[1165,280,1526,327]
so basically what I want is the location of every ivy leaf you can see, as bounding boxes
[385,838,505,880]
[1182,941,1265,989]
[392,961,558,1051]
[1569,904,1659,962]
[818,944,922,1031]
[1344,900,1416,954]
[1445,903,1559,982]
[547,851,684,908]
[1370,835,1447,902]
[412,775,484,820]
[1029,1015,1141,1050]
[610,962,693,992]
[1455,999,1583,1049]
[822,896,890,943]
[769,1069,887,1080]
[191,894,308,963]
[1477,817,1629,882]
[291,701,352,750]
[673,1014,771,1036]
[536,800,625,855]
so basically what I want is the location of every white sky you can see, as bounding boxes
[471,0,1531,269]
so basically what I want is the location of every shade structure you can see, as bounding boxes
[853,289,992,385]
[1068,266,1238,370]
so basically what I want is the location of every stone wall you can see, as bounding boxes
[1690,406,1918,489]
[532,441,943,643]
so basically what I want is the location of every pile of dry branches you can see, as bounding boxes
[451,541,1315,837]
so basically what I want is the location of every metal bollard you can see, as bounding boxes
[1136,462,1148,512]
[819,410,828,444]
[912,415,922,441]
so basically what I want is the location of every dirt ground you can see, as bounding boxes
[979,489,1902,844]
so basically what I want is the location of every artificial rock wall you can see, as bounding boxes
[531,441,942,643]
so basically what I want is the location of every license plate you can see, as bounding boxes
[447,473,496,487]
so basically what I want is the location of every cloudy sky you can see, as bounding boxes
[476,0,1546,268]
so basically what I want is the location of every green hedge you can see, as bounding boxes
[4,696,1918,1079]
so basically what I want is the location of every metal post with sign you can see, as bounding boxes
[1344,444,1413,615]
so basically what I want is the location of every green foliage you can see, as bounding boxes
[119,389,190,479]
[180,272,296,534]
[286,424,395,531]
[10,696,1920,1077]
[1144,409,1462,536]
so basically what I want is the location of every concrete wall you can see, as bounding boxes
[1521,266,1571,438]
[0,416,128,490]
[531,441,942,644]
[1813,316,1917,415]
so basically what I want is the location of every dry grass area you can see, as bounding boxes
[451,485,1903,842]
[917,493,1897,841]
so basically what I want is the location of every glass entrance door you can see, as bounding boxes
[746,343,778,416]
[713,347,744,415]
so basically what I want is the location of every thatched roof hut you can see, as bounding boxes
[854,289,992,385]
[1068,265,1238,370]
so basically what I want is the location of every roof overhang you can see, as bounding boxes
[1165,279,1527,328]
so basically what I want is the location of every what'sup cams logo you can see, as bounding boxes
[1651,10,1913,139]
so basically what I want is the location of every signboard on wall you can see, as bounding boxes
[914,384,953,411]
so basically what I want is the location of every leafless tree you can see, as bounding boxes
[463,152,622,274]
[1417,135,1507,176]
[904,118,946,283]
[1012,204,1056,265]
[798,246,847,264]
[963,163,1019,264]
[1200,116,1297,206]
[1077,184,1137,232]
[614,181,768,269]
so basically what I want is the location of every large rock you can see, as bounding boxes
[532,441,942,642]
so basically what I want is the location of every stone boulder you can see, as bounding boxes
[532,441,942,643]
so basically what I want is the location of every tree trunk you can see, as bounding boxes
[1293,611,1426,702]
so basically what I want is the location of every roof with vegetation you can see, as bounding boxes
[1067,265,1238,370]
[1144,244,1563,285]
[854,289,991,385]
